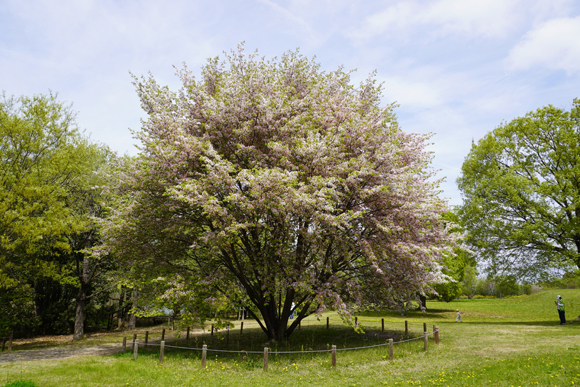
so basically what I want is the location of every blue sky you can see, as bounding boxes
[2,0,580,205]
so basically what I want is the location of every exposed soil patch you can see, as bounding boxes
[0,343,123,363]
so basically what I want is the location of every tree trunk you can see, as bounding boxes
[117,287,126,328]
[73,285,86,341]
[73,237,91,341]
[419,295,427,310]
[127,290,139,330]
[250,289,311,341]
[127,314,137,330]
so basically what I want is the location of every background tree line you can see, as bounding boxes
[0,93,142,339]
[2,51,578,339]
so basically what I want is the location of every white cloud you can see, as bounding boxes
[348,0,522,42]
[507,16,580,73]
[379,76,442,110]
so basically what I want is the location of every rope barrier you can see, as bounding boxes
[134,330,433,354]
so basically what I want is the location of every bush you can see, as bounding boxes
[3,381,38,387]
[521,283,533,295]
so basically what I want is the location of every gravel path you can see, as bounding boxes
[0,343,124,363]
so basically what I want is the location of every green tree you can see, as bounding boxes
[429,211,474,303]
[461,264,479,299]
[458,99,580,281]
[0,93,113,338]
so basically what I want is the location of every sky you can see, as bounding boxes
[2,0,580,206]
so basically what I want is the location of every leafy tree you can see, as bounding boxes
[431,211,474,303]
[461,264,479,299]
[0,92,114,338]
[458,99,580,281]
[100,45,457,341]
[494,275,520,298]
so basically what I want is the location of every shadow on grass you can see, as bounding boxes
[111,324,424,367]
[357,309,456,319]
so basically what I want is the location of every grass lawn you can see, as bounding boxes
[1,289,579,386]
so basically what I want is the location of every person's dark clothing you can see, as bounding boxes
[558,309,566,325]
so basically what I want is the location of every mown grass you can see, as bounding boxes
[1,289,579,386]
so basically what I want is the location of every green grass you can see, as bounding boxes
[2,289,579,386]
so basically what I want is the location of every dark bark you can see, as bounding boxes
[419,294,427,310]
[73,235,91,341]
[127,289,139,329]
[117,287,126,328]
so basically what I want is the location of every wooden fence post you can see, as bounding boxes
[423,322,427,334]
[424,332,428,352]
[263,347,269,371]
[201,344,207,368]
[405,320,408,336]
[160,340,165,363]
[161,328,165,341]
[186,327,190,340]
[211,325,214,336]
[145,331,149,347]
[327,316,329,329]
[388,338,393,360]
[123,336,127,351]
[240,321,244,335]
[381,318,384,332]
[434,326,439,344]
[8,331,12,351]
[332,345,336,367]
[355,316,358,327]
[133,339,139,360]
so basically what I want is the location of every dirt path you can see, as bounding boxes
[0,343,124,363]
[0,320,266,363]
[0,325,238,363]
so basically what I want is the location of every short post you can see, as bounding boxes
[161,328,165,341]
[186,327,190,340]
[160,340,165,363]
[388,338,393,360]
[326,316,329,329]
[434,326,439,345]
[263,347,269,371]
[331,345,337,367]
[381,318,385,332]
[145,331,149,347]
[405,320,408,336]
[424,332,428,352]
[201,344,207,368]
[122,336,127,351]
[8,331,12,351]
[240,321,244,335]
[423,322,427,334]
[133,339,139,360]
[211,325,214,336]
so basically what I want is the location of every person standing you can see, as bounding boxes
[555,295,566,325]
[456,310,462,322]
